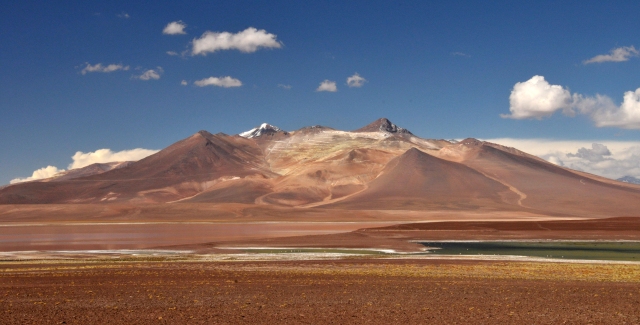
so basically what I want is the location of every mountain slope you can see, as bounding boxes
[0,131,274,204]
[324,148,518,210]
[46,162,134,182]
[443,139,640,217]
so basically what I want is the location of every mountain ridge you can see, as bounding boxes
[1,118,639,219]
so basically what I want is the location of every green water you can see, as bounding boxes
[420,241,640,261]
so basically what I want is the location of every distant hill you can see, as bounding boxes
[2,118,640,219]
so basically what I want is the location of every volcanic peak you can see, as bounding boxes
[239,123,287,138]
[354,118,413,135]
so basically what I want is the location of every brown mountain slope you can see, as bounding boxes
[445,139,640,217]
[323,148,519,210]
[45,162,134,182]
[180,177,273,204]
[0,131,274,204]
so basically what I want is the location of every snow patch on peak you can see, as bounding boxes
[239,123,284,138]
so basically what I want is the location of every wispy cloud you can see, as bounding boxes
[278,84,292,90]
[451,52,470,57]
[316,80,337,92]
[346,73,367,88]
[181,80,188,86]
[134,67,163,80]
[166,51,179,56]
[501,75,640,129]
[583,46,639,64]
[163,21,187,35]
[117,12,130,19]
[194,76,242,88]
[80,63,129,75]
[191,27,282,55]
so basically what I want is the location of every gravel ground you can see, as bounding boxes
[1,259,640,324]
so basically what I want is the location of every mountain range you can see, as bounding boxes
[2,118,639,219]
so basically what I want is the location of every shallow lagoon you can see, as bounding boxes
[421,241,640,261]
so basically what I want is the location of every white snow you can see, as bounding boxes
[239,123,283,138]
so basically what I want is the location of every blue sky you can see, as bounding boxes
[2,0,640,184]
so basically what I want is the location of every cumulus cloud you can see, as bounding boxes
[191,27,282,55]
[485,138,640,180]
[501,75,572,119]
[10,166,63,184]
[194,76,242,88]
[346,73,367,88]
[544,144,640,180]
[9,148,159,185]
[80,63,129,75]
[590,88,640,129]
[567,143,611,162]
[69,148,158,169]
[278,84,292,90]
[583,46,639,64]
[163,21,187,35]
[316,80,337,92]
[501,75,640,129]
[181,80,188,86]
[134,67,163,80]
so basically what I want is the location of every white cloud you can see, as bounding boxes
[134,67,163,80]
[451,52,470,57]
[117,12,130,19]
[583,46,639,64]
[163,21,187,35]
[590,88,640,129]
[346,73,367,88]
[166,51,179,56]
[501,75,572,119]
[80,63,129,75]
[69,148,158,169]
[316,80,337,92]
[10,166,63,184]
[278,84,292,90]
[194,76,242,88]
[9,148,159,185]
[191,27,282,55]
[501,75,640,129]
[181,80,188,86]
[485,138,640,180]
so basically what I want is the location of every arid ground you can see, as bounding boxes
[1,215,640,324]
[2,259,640,324]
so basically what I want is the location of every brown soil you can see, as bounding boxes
[1,259,639,324]
[204,217,640,253]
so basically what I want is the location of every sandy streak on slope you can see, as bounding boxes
[474,171,528,207]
